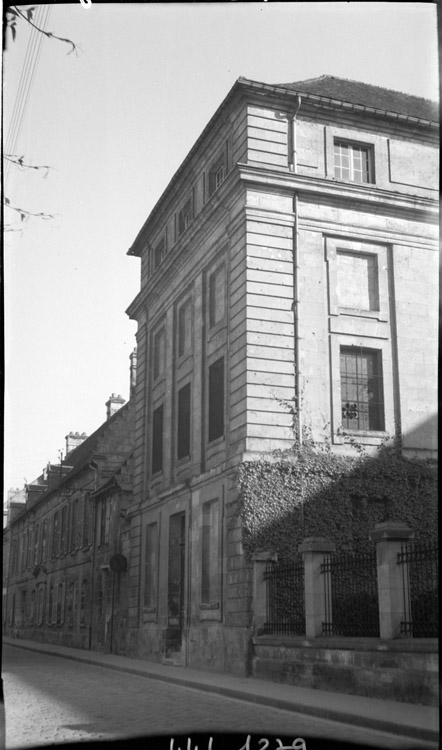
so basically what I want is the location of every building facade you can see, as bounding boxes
[125,76,438,674]
[3,391,135,654]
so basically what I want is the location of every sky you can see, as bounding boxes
[3,2,439,500]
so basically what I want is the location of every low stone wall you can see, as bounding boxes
[252,635,438,705]
[127,622,251,676]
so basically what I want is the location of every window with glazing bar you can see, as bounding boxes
[334,141,373,183]
[340,347,384,431]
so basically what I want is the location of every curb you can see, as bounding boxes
[4,639,439,744]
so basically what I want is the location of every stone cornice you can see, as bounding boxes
[237,164,439,221]
[126,169,246,321]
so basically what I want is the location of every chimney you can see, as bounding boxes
[65,431,88,457]
[129,348,137,399]
[106,393,125,420]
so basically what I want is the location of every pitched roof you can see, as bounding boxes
[273,75,439,122]
[10,403,132,524]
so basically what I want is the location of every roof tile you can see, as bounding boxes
[274,75,438,122]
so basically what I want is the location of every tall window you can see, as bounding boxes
[152,405,164,474]
[67,582,76,628]
[153,329,165,381]
[178,196,193,237]
[26,527,33,568]
[20,529,28,571]
[337,251,379,311]
[178,300,192,358]
[49,585,57,625]
[99,498,111,545]
[208,357,224,442]
[80,580,87,628]
[177,384,191,460]
[37,587,45,626]
[42,520,47,561]
[201,500,220,604]
[208,158,226,197]
[144,522,158,609]
[82,497,90,547]
[70,499,78,551]
[61,506,67,555]
[57,583,65,625]
[51,513,60,559]
[209,265,226,328]
[153,237,165,270]
[34,523,40,565]
[334,141,373,183]
[340,347,384,431]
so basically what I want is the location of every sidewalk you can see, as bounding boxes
[3,636,439,744]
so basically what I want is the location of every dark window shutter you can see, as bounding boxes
[177,384,191,459]
[152,405,164,473]
[208,358,224,442]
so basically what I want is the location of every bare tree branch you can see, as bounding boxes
[6,6,78,55]
[4,197,55,223]
[5,154,53,177]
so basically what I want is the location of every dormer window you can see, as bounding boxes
[334,140,374,184]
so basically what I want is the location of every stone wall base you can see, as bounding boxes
[252,635,438,705]
[4,626,89,651]
[125,623,252,676]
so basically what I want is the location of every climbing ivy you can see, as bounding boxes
[236,442,438,562]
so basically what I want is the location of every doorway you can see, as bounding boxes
[167,511,186,650]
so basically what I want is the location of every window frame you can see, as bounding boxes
[333,139,374,184]
[326,238,389,322]
[340,346,385,433]
[177,382,191,461]
[208,155,226,198]
[208,356,225,444]
[153,235,166,271]
[151,404,164,475]
[153,327,166,382]
[177,193,194,238]
[330,334,393,445]
[201,498,220,606]
[325,127,379,186]
[177,297,193,360]
[143,520,159,619]
[208,263,227,330]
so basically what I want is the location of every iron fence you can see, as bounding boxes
[321,549,380,637]
[398,541,438,638]
[263,558,305,635]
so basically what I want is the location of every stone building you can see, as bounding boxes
[125,76,438,675]
[3,387,135,654]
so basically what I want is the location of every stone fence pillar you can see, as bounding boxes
[298,537,335,638]
[370,521,414,640]
[252,549,278,633]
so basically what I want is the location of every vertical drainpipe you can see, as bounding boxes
[289,96,302,446]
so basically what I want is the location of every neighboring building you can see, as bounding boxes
[125,76,438,674]
[4,487,26,528]
[3,382,135,653]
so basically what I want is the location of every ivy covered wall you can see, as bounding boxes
[236,446,438,562]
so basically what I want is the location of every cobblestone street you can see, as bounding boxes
[2,645,434,749]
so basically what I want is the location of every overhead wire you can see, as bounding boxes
[5,5,52,190]
[5,5,48,181]
[5,5,48,154]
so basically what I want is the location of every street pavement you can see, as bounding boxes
[2,639,438,750]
